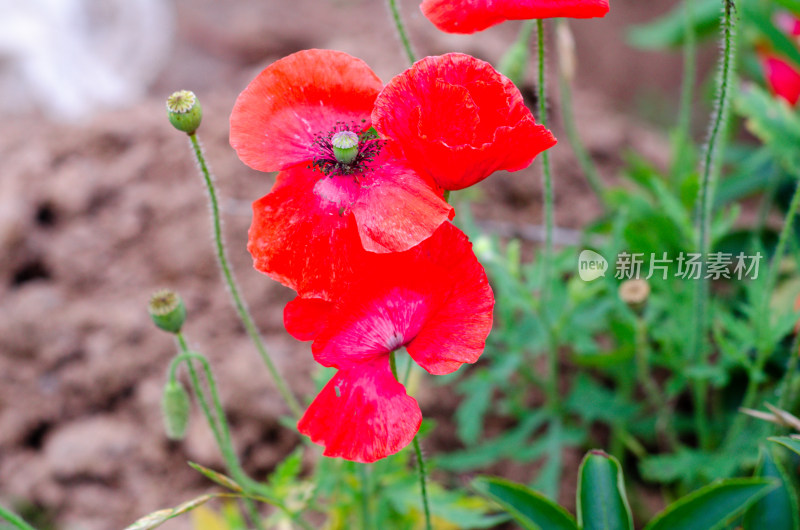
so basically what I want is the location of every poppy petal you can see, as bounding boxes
[248,167,369,299]
[353,152,453,253]
[230,49,383,172]
[284,297,334,341]
[762,54,800,106]
[374,53,556,190]
[297,357,422,463]
[421,0,610,34]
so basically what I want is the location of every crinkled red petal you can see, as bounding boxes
[352,152,453,253]
[297,357,422,463]
[762,54,800,106]
[308,222,494,374]
[421,0,609,34]
[373,53,556,190]
[284,297,334,341]
[230,49,382,172]
[247,167,369,299]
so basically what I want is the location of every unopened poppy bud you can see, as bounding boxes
[557,21,577,83]
[148,289,186,334]
[161,380,191,440]
[619,279,650,310]
[166,90,203,134]
[331,131,359,164]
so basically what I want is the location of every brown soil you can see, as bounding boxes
[0,0,693,528]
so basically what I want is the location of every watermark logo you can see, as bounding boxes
[577,250,763,282]
[578,250,608,282]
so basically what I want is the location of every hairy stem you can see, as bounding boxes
[386,0,416,65]
[413,437,432,530]
[690,0,737,451]
[677,0,697,142]
[187,133,302,419]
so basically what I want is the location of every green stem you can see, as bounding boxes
[777,332,800,416]
[359,464,373,530]
[0,505,36,530]
[172,342,313,530]
[556,20,606,209]
[386,0,416,65]
[635,317,679,450]
[537,19,559,411]
[728,181,800,441]
[690,0,737,451]
[187,133,302,419]
[413,437,432,530]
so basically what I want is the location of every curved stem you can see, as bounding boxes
[386,0,416,65]
[187,133,302,419]
[0,505,35,530]
[413,437,432,530]
[690,0,737,451]
[171,343,313,530]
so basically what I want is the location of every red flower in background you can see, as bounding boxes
[421,0,609,34]
[285,223,494,462]
[231,49,452,299]
[373,53,556,191]
[761,54,800,105]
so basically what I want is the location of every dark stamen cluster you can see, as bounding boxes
[309,120,384,180]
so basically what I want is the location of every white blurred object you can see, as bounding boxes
[0,0,174,121]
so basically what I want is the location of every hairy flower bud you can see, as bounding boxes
[166,90,203,134]
[557,21,577,84]
[148,289,186,334]
[161,380,191,440]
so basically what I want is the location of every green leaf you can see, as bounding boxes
[456,373,494,445]
[472,477,578,530]
[577,451,633,530]
[125,494,215,530]
[643,478,778,530]
[769,436,800,457]
[188,462,244,493]
[627,0,721,50]
[743,447,800,530]
[735,85,800,175]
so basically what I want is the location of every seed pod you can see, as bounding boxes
[161,380,191,440]
[166,90,203,134]
[148,289,186,334]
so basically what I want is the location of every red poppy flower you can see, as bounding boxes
[421,0,609,34]
[761,54,800,106]
[373,53,556,191]
[285,222,494,462]
[231,49,453,298]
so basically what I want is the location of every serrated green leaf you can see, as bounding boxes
[188,462,244,493]
[472,477,578,530]
[743,446,800,530]
[735,85,800,175]
[577,451,633,530]
[456,373,494,446]
[643,478,778,530]
[267,448,304,489]
[769,436,800,456]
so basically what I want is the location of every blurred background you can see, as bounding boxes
[0,0,710,528]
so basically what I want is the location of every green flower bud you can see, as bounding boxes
[148,289,186,334]
[331,130,359,164]
[166,90,203,134]
[161,380,191,440]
